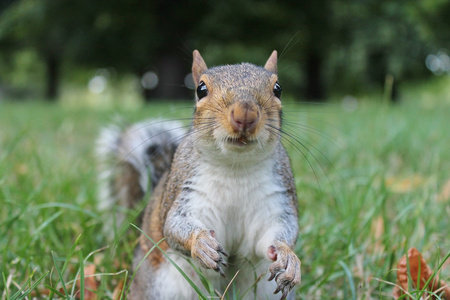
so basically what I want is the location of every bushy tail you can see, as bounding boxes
[96,119,186,218]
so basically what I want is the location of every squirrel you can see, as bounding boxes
[97,50,301,300]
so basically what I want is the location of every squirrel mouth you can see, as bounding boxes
[226,136,255,146]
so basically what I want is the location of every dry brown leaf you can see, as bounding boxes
[438,179,450,202]
[112,280,125,300]
[393,247,450,299]
[385,175,426,193]
[370,215,385,255]
[16,163,29,175]
[76,264,98,300]
[392,284,404,299]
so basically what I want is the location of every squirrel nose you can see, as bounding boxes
[229,103,259,133]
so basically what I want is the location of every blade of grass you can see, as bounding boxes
[417,250,450,299]
[68,247,108,297]
[241,272,266,299]
[30,203,99,218]
[125,238,165,298]
[221,270,240,300]
[131,223,208,300]
[30,211,63,244]
[60,234,82,276]
[24,271,49,299]
[338,260,356,300]
[78,251,85,300]
[48,234,82,299]
[43,283,67,298]
[118,271,128,300]
[11,271,49,300]
[8,279,29,300]
[185,258,215,296]
[51,251,69,299]
[9,271,33,300]
[2,272,8,300]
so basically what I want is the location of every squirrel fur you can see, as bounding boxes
[97,50,301,300]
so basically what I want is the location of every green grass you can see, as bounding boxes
[0,80,449,299]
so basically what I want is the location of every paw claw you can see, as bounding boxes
[220,248,229,257]
[267,242,301,300]
[191,230,228,276]
[216,265,226,278]
[273,286,281,294]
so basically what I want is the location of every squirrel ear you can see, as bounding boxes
[192,50,208,86]
[264,50,278,74]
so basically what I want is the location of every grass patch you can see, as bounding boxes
[0,83,449,298]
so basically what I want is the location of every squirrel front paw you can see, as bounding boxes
[191,229,228,277]
[267,242,301,300]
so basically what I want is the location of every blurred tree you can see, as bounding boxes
[0,0,80,100]
[0,0,447,102]
[196,0,449,101]
[416,0,450,50]
[328,0,437,101]
[0,0,14,13]
[66,0,208,100]
[0,0,211,101]
[286,0,333,101]
[193,0,335,101]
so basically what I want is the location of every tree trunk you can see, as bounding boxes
[45,54,59,101]
[142,54,190,102]
[304,50,325,101]
[368,49,400,103]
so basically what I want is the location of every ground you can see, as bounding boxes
[0,80,449,299]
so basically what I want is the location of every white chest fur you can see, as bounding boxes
[184,159,287,259]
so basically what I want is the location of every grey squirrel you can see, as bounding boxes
[97,50,301,299]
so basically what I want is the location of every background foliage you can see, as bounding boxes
[1,0,449,102]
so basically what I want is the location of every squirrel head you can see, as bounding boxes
[190,50,283,159]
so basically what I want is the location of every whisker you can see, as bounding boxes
[272,125,336,171]
[267,124,339,199]
[279,32,301,60]
[282,101,332,107]
[282,121,344,149]
[282,109,349,140]
[265,126,322,195]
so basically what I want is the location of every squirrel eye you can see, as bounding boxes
[196,81,208,100]
[273,82,282,98]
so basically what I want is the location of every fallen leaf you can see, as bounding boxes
[393,248,450,299]
[76,264,98,300]
[385,175,426,193]
[112,280,124,300]
[438,179,450,202]
[370,215,385,255]
[16,163,29,175]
